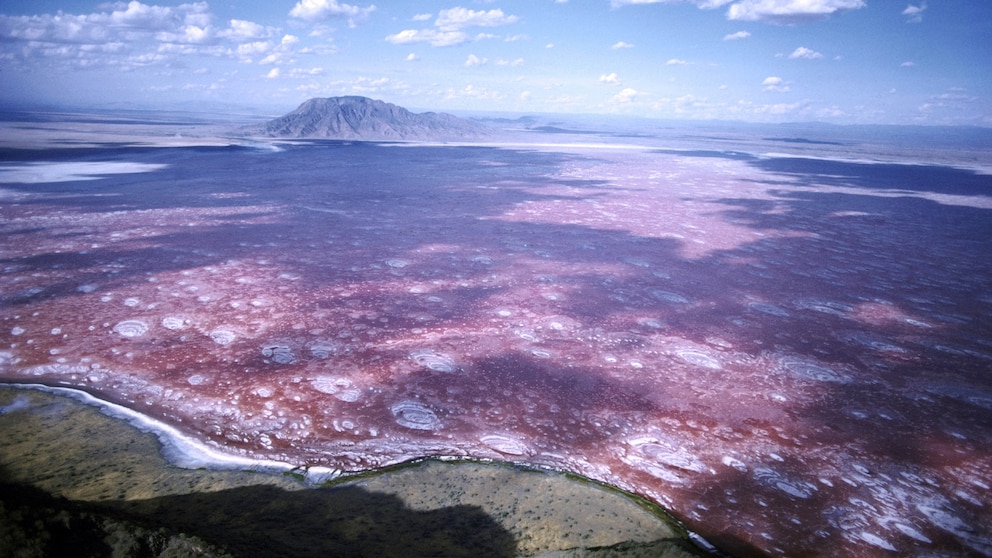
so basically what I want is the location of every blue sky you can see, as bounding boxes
[1,1,989,125]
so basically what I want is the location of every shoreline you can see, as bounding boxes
[0,383,716,557]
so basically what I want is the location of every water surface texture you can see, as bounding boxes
[2,129,991,556]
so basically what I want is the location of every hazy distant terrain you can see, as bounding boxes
[1,106,992,557]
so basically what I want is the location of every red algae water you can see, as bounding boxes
[2,125,992,556]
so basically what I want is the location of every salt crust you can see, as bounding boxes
[4,382,337,485]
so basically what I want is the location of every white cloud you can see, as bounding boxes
[435,8,519,31]
[220,19,274,41]
[611,41,635,49]
[385,7,518,48]
[762,76,790,92]
[288,0,375,25]
[723,30,751,40]
[445,84,504,101]
[727,0,866,23]
[900,61,916,67]
[599,72,621,84]
[610,0,866,23]
[666,58,689,65]
[465,54,487,66]
[265,67,280,79]
[903,3,926,23]
[495,58,524,67]
[611,0,734,7]
[930,89,978,103]
[789,46,823,59]
[412,13,433,21]
[385,29,468,47]
[405,52,418,61]
[0,2,324,72]
[287,67,324,77]
[611,87,640,103]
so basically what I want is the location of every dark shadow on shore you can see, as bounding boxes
[0,476,517,558]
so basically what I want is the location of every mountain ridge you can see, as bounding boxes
[239,96,492,141]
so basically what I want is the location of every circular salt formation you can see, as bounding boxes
[780,356,849,383]
[390,400,441,430]
[311,376,362,402]
[409,349,457,373]
[113,320,148,338]
[309,341,338,359]
[480,434,529,456]
[261,344,294,364]
[161,316,187,330]
[676,349,722,370]
[636,442,708,473]
[209,329,236,345]
[384,258,410,268]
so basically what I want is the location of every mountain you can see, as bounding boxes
[239,96,493,141]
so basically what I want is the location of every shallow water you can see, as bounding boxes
[2,126,992,556]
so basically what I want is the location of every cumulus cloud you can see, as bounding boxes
[611,88,640,103]
[219,19,274,41]
[610,0,866,23]
[288,0,376,25]
[465,54,488,66]
[903,3,926,23]
[445,83,503,101]
[0,2,213,46]
[405,52,418,61]
[900,61,916,67]
[412,13,433,21]
[0,2,309,71]
[265,67,280,79]
[611,0,733,8]
[666,58,690,65]
[611,41,635,49]
[789,46,823,59]
[385,29,467,47]
[435,8,519,31]
[762,76,790,92]
[723,30,751,40]
[599,72,621,84]
[385,7,518,47]
[727,0,866,23]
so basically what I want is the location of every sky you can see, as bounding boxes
[0,0,990,125]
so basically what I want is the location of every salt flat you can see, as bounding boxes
[2,112,991,557]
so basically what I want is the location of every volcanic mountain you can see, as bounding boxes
[241,96,492,141]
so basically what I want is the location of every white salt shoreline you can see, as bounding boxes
[2,382,341,484]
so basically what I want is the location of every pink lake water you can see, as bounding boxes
[2,126,992,556]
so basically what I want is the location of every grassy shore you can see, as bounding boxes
[0,386,710,557]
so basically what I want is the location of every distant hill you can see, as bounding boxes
[239,96,492,141]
